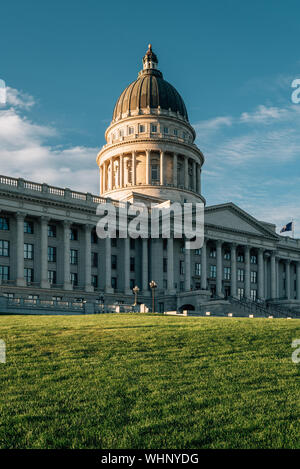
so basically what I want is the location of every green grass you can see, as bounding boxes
[0,314,300,449]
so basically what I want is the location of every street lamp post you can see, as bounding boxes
[149,280,158,313]
[132,285,140,308]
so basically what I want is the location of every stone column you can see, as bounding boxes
[99,166,103,195]
[258,248,265,300]
[184,242,191,291]
[276,257,280,298]
[201,238,207,290]
[167,237,175,293]
[160,151,164,185]
[63,221,72,290]
[296,261,300,301]
[142,238,148,293]
[124,237,131,294]
[119,155,124,188]
[285,259,291,300]
[109,159,113,191]
[132,152,136,185]
[192,160,196,192]
[173,153,177,186]
[16,212,26,286]
[145,150,150,185]
[40,216,50,289]
[84,224,93,292]
[230,243,237,298]
[184,157,189,189]
[270,251,277,300]
[105,237,113,293]
[216,240,223,297]
[196,165,201,194]
[244,246,251,298]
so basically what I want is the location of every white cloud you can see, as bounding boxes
[0,95,99,194]
[5,87,36,109]
[240,105,289,124]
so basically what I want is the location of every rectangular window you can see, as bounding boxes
[24,221,34,234]
[163,239,167,251]
[0,240,9,257]
[48,246,56,262]
[238,288,244,300]
[250,289,257,301]
[163,258,168,273]
[195,263,201,276]
[238,269,244,282]
[70,272,78,286]
[70,228,78,241]
[224,267,231,280]
[24,243,34,260]
[128,126,134,135]
[130,238,135,250]
[0,217,9,230]
[173,129,178,136]
[111,277,117,289]
[210,265,217,278]
[224,251,231,260]
[112,238,117,247]
[180,281,184,291]
[151,124,157,133]
[91,231,98,244]
[0,265,9,281]
[195,248,201,255]
[24,268,34,283]
[92,252,98,267]
[151,164,159,181]
[70,249,78,265]
[180,260,184,275]
[48,225,56,237]
[130,257,135,272]
[209,248,216,258]
[163,279,167,290]
[237,252,244,263]
[3,292,14,299]
[164,127,168,134]
[139,124,145,133]
[250,255,257,264]
[92,275,98,288]
[251,271,257,283]
[48,270,56,284]
[111,255,117,270]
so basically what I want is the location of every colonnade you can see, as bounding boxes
[10,213,300,301]
[99,151,202,194]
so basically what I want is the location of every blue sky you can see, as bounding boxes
[1,0,300,236]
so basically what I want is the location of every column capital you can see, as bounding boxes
[40,215,50,223]
[84,223,94,232]
[285,258,291,264]
[216,239,223,247]
[230,242,238,249]
[15,211,25,220]
[62,220,71,228]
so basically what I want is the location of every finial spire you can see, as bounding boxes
[143,44,158,70]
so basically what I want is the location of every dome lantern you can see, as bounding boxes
[142,44,158,70]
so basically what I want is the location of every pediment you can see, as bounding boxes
[205,203,278,239]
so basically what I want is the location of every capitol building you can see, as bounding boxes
[0,46,300,315]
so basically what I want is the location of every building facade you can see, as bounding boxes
[0,46,300,313]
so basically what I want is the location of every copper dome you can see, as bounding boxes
[112,46,189,122]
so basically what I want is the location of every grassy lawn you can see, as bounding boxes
[0,313,299,449]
